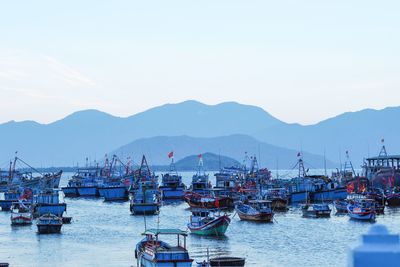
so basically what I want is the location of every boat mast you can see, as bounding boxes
[344,151,356,176]
[324,149,327,177]
[379,138,387,157]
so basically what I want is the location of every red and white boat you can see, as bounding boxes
[10,201,33,225]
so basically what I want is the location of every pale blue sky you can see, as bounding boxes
[0,1,399,125]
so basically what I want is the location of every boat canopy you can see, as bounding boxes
[142,228,188,236]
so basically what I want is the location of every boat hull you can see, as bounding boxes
[209,257,245,267]
[77,186,98,197]
[130,204,160,215]
[348,212,376,221]
[61,187,78,197]
[98,186,128,201]
[11,214,33,225]
[37,224,62,234]
[270,199,288,211]
[0,200,15,211]
[334,200,348,213]
[347,206,376,221]
[188,216,230,236]
[290,191,309,203]
[313,188,348,202]
[386,195,400,206]
[137,254,193,267]
[237,211,273,222]
[160,188,185,200]
[302,210,331,218]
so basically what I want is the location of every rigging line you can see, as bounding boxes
[16,157,44,176]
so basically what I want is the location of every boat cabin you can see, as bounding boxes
[137,229,193,265]
[248,200,272,210]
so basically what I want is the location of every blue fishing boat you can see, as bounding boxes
[245,156,272,190]
[187,209,230,236]
[187,155,212,195]
[98,181,128,201]
[74,165,102,197]
[334,199,349,213]
[37,213,63,234]
[97,155,133,201]
[347,199,376,221]
[235,200,274,222]
[386,188,400,206]
[130,156,160,215]
[135,229,194,267]
[62,178,80,197]
[63,157,104,198]
[363,140,400,189]
[10,201,33,225]
[301,203,331,218]
[289,154,346,203]
[1,155,62,195]
[159,152,186,200]
[0,189,23,211]
[214,165,246,199]
[32,190,66,218]
[264,188,289,211]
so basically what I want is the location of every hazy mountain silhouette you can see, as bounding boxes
[173,152,240,171]
[254,106,400,166]
[0,100,397,168]
[0,101,284,166]
[112,135,335,169]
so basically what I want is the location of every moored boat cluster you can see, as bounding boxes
[1,140,400,266]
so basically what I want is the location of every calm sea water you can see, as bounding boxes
[1,172,399,267]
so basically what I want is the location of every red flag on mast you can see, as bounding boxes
[168,151,174,159]
[198,154,202,159]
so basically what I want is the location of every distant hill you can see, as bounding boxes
[1,100,399,168]
[0,101,284,166]
[173,153,240,171]
[254,106,400,166]
[112,134,336,169]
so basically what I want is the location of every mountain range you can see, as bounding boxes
[0,100,398,169]
[112,135,335,169]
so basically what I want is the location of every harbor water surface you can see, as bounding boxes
[1,172,400,267]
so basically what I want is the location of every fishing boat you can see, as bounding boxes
[347,199,376,221]
[32,190,66,218]
[184,191,234,209]
[264,188,288,211]
[235,200,274,222]
[37,213,63,234]
[213,165,245,200]
[209,257,246,267]
[159,152,186,200]
[98,182,128,201]
[334,199,349,213]
[97,155,134,201]
[75,167,100,197]
[0,188,23,211]
[363,140,400,189]
[245,156,271,190]
[385,188,400,206]
[130,181,160,215]
[9,155,62,190]
[187,155,212,195]
[61,178,80,197]
[10,201,33,225]
[301,203,331,218]
[130,156,160,215]
[187,209,230,236]
[289,153,346,203]
[135,229,194,267]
